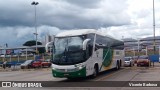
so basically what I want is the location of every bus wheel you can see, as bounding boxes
[92,65,98,78]
[119,60,122,67]
[116,61,120,70]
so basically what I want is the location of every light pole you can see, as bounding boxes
[31,1,39,54]
[153,0,156,54]
[152,0,155,66]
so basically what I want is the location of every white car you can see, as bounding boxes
[124,57,134,67]
[0,54,5,57]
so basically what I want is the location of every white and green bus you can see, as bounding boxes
[46,29,124,78]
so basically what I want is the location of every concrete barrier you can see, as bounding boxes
[11,65,21,71]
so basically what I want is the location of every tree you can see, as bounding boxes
[23,40,45,54]
[37,47,45,54]
[23,40,42,46]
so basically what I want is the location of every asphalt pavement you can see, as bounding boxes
[1,63,160,90]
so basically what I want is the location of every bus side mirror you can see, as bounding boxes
[45,41,54,52]
[83,39,91,50]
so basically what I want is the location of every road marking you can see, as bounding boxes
[95,67,130,81]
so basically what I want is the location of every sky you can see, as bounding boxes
[0,0,160,47]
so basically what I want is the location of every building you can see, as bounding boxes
[45,35,55,45]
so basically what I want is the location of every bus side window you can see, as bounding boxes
[115,51,120,55]
[88,45,93,57]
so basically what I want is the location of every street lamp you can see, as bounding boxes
[153,0,156,54]
[152,0,156,66]
[31,1,39,54]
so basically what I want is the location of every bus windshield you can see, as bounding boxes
[52,36,86,65]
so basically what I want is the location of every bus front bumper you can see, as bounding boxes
[52,67,86,78]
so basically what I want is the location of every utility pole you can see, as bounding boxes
[31,1,39,54]
[153,0,156,66]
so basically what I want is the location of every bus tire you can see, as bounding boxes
[119,60,122,67]
[92,64,99,78]
[116,61,120,70]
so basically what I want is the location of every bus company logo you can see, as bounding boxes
[2,82,12,87]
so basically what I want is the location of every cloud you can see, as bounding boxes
[0,0,34,27]
[0,0,131,29]
[99,25,160,40]
[0,0,160,47]
[0,25,60,47]
[65,0,101,8]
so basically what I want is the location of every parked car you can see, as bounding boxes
[132,56,139,64]
[28,53,34,57]
[137,56,150,67]
[31,60,42,68]
[41,59,51,67]
[0,54,5,57]
[124,57,134,67]
[12,54,18,57]
[20,60,33,69]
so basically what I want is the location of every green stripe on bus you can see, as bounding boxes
[102,48,113,67]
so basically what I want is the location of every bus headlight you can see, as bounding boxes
[75,63,85,70]
[52,67,56,70]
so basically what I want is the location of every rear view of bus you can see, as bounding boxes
[46,29,124,79]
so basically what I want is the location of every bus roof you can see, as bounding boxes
[56,29,122,42]
[56,29,96,37]
[55,29,124,49]
[56,29,112,38]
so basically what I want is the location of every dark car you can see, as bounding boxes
[41,59,51,67]
[20,60,33,69]
[137,56,150,67]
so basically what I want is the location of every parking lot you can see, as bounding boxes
[0,63,160,81]
[0,63,160,90]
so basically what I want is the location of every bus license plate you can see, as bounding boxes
[64,74,69,76]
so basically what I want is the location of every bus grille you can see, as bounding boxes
[55,68,78,72]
